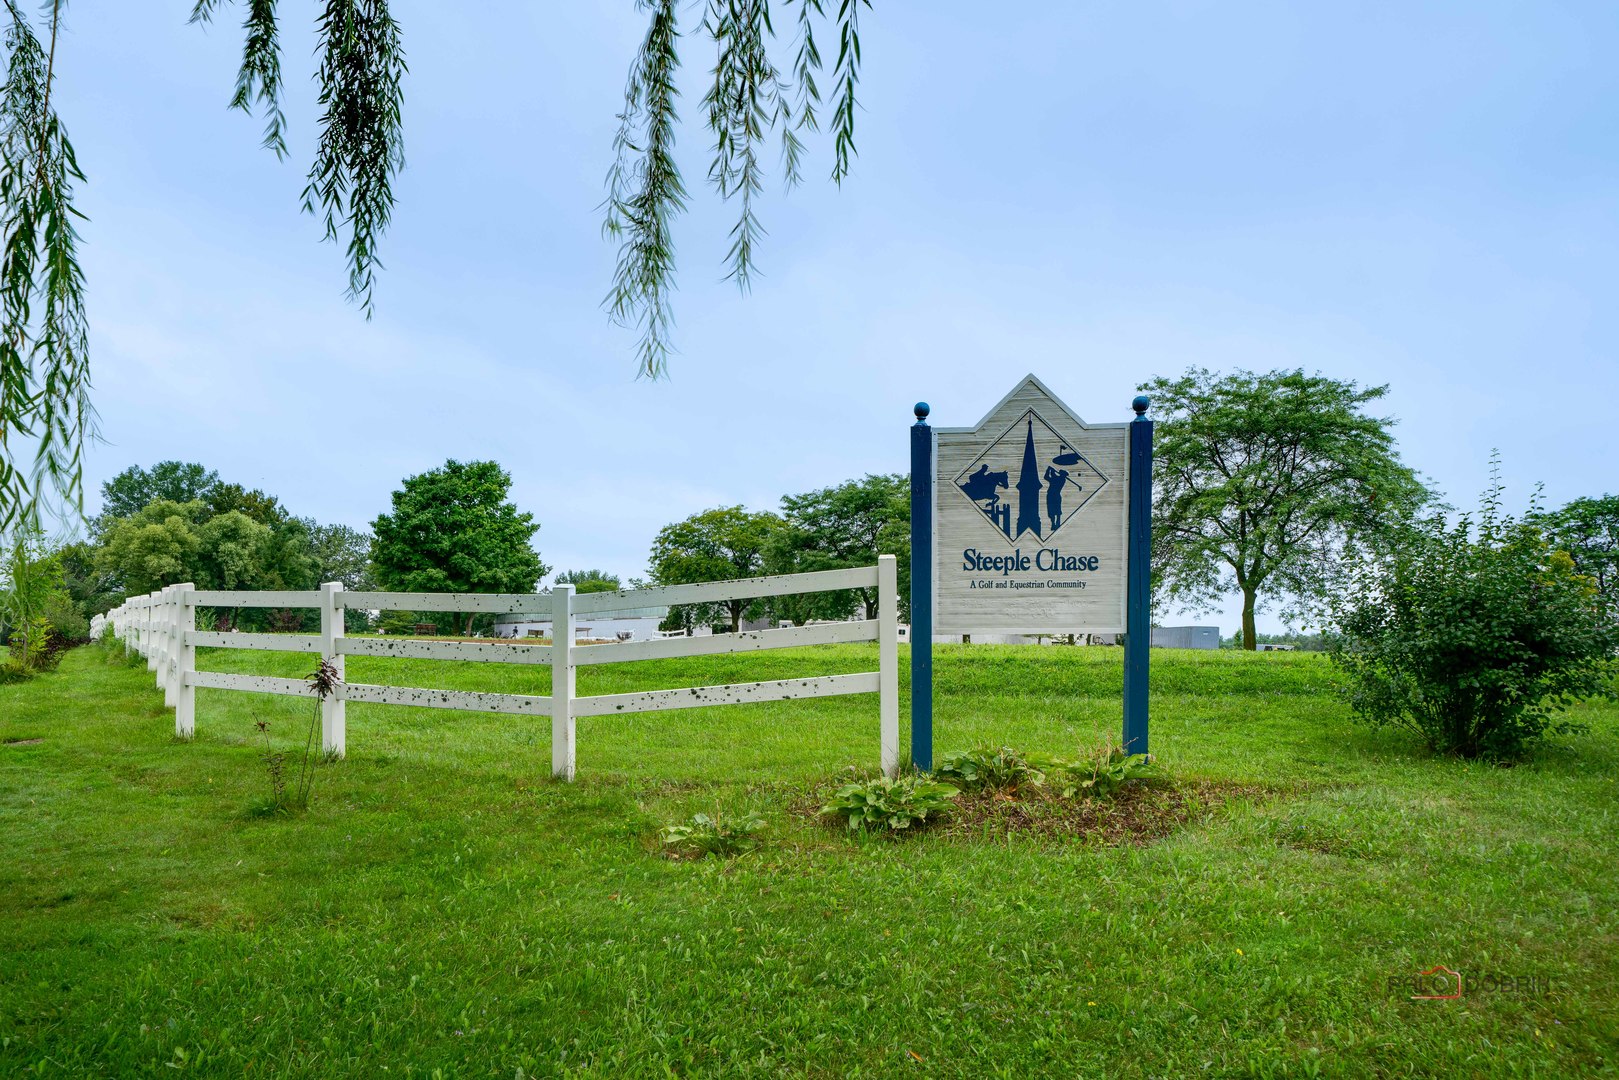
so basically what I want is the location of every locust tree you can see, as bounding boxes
[1142,367,1428,650]
[1,0,877,528]
[369,460,548,635]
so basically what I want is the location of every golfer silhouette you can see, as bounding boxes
[1044,466,1072,530]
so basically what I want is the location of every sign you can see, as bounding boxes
[934,375,1129,635]
[907,375,1153,771]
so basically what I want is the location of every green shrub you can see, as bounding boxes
[821,775,958,832]
[934,746,1046,793]
[1037,747,1154,799]
[42,592,89,643]
[659,812,768,858]
[1328,476,1619,760]
[0,659,33,684]
[9,617,68,672]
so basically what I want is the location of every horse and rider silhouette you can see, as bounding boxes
[960,465,1009,507]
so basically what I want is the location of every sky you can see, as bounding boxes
[51,1,1619,636]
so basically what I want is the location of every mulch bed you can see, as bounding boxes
[936,778,1276,846]
[795,777,1281,847]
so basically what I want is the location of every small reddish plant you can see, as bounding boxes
[249,659,340,816]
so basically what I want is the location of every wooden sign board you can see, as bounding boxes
[933,375,1131,635]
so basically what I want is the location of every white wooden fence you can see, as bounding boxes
[92,556,900,780]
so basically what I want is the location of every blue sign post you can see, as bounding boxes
[909,402,934,772]
[1123,395,1153,756]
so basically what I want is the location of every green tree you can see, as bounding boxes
[307,523,374,590]
[1328,477,1619,760]
[555,569,621,595]
[771,474,909,622]
[95,462,220,531]
[306,522,375,630]
[94,500,315,631]
[1142,367,1429,650]
[649,507,781,633]
[94,500,208,597]
[1,528,63,661]
[57,540,121,621]
[1539,495,1619,615]
[205,483,289,526]
[1,2,874,524]
[370,460,548,635]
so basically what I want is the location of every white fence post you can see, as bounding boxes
[145,594,159,672]
[551,584,576,780]
[161,586,178,704]
[176,583,196,739]
[878,554,899,777]
[320,581,346,757]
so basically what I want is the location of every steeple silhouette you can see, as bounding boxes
[1015,418,1042,539]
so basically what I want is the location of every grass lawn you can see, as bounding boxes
[2,641,1616,1077]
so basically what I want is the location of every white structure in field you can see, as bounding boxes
[492,604,670,642]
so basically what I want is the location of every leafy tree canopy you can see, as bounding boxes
[94,499,313,598]
[206,483,289,526]
[1142,367,1429,650]
[1538,494,1619,614]
[649,506,781,633]
[370,460,548,633]
[771,473,909,622]
[97,462,220,528]
[305,522,375,592]
[556,569,622,595]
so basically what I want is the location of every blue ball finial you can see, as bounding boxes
[1132,394,1150,417]
[914,401,930,422]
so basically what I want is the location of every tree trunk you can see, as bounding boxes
[1241,585,1258,650]
[464,611,476,637]
[730,601,741,634]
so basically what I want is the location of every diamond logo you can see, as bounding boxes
[953,408,1110,548]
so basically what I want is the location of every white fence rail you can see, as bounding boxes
[92,557,900,780]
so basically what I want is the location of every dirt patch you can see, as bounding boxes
[3,737,43,746]
[937,778,1275,846]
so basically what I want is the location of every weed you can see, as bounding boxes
[659,811,768,858]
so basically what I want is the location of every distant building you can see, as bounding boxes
[1151,625,1221,650]
[491,605,669,643]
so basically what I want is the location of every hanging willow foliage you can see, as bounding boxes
[0,1,872,525]
[0,0,91,531]
[607,0,873,378]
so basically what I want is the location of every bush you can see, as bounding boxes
[821,775,959,832]
[1327,477,1619,760]
[9,617,69,672]
[1038,747,1154,799]
[934,746,1046,793]
[42,593,89,643]
[0,659,33,684]
[659,812,768,858]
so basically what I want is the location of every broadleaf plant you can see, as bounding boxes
[821,775,958,833]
